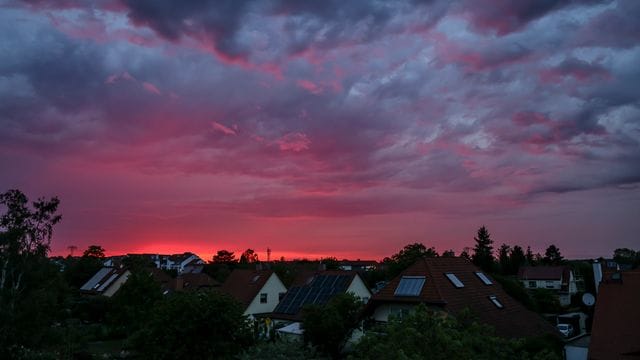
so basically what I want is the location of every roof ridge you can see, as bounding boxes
[423,257,444,302]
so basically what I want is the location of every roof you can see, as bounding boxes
[589,270,640,359]
[338,260,378,266]
[276,322,304,335]
[220,269,275,307]
[517,266,569,281]
[80,267,129,294]
[370,257,559,339]
[171,273,219,292]
[271,270,362,321]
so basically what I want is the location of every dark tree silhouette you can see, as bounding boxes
[442,249,456,258]
[212,250,236,264]
[543,245,563,265]
[498,244,511,274]
[509,245,526,275]
[472,226,494,271]
[82,245,105,258]
[239,248,259,264]
[385,243,438,277]
[525,246,535,265]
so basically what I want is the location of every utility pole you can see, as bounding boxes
[67,245,78,257]
[267,247,271,262]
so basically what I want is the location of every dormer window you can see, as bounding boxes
[395,276,425,296]
[475,272,493,285]
[489,295,504,309]
[445,273,464,288]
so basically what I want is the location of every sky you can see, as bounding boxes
[1,0,639,261]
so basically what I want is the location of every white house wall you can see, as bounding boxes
[372,303,416,322]
[244,273,287,316]
[346,274,372,303]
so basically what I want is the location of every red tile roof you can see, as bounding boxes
[370,257,559,339]
[219,269,275,307]
[589,270,640,359]
[517,266,568,281]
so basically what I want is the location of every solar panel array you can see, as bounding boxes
[394,276,426,296]
[274,274,352,315]
[80,267,113,291]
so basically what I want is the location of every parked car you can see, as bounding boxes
[557,323,574,337]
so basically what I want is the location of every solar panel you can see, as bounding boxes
[394,276,425,296]
[274,274,355,315]
[445,273,464,288]
[475,272,493,285]
[80,267,112,291]
[97,273,119,292]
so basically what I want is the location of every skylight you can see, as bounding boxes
[475,272,493,285]
[394,276,426,296]
[445,273,464,288]
[489,295,504,309]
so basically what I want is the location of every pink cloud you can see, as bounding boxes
[276,132,311,152]
[297,79,323,94]
[105,71,135,84]
[142,81,162,95]
[211,121,237,136]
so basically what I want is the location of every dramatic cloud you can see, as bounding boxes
[1,0,638,259]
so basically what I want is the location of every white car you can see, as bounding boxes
[557,323,574,337]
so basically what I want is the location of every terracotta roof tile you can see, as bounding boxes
[371,257,559,339]
[589,270,640,359]
[220,269,274,307]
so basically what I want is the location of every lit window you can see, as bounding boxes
[445,273,464,288]
[475,272,493,285]
[489,295,504,309]
[260,293,268,303]
[394,276,426,296]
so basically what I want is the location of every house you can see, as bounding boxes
[367,257,559,339]
[151,252,205,273]
[171,272,219,292]
[80,267,131,297]
[338,260,378,272]
[588,270,640,359]
[518,266,578,306]
[220,269,287,318]
[271,270,372,322]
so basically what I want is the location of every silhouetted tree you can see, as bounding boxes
[543,245,563,265]
[0,189,67,352]
[442,249,456,258]
[82,245,105,258]
[212,250,237,264]
[613,248,639,268]
[508,245,526,275]
[472,226,494,272]
[239,248,259,264]
[303,293,363,358]
[498,244,511,274]
[108,269,163,336]
[385,243,438,277]
[321,257,340,270]
[131,291,252,359]
[525,246,535,265]
[460,247,471,261]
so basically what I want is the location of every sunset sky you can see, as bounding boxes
[1,0,639,261]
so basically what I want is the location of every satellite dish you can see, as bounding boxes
[582,293,596,307]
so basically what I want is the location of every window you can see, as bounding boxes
[445,273,464,288]
[279,292,286,301]
[475,272,493,285]
[260,293,268,303]
[394,276,426,296]
[528,281,537,288]
[545,281,554,289]
[489,295,504,309]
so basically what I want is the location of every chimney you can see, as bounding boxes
[593,260,603,294]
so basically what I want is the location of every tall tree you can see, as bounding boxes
[472,226,494,272]
[442,249,456,258]
[525,246,535,265]
[498,244,511,275]
[543,245,563,265]
[0,189,66,351]
[508,245,526,275]
[82,245,105,258]
[239,248,259,264]
[212,250,237,264]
